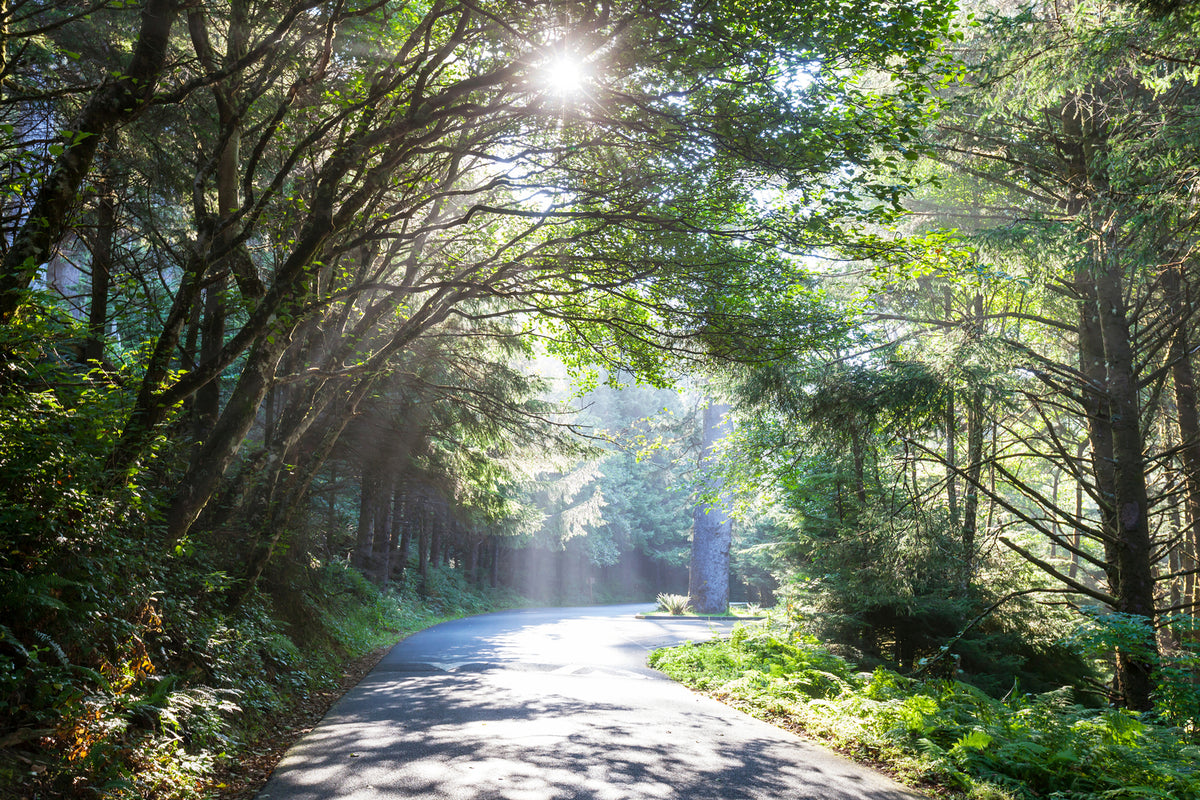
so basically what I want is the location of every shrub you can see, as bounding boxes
[656,593,691,615]
[651,625,1200,800]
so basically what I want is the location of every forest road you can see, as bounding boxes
[255,604,927,800]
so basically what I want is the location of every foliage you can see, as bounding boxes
[0,523,517,799]
[651,626,1200,800]
[1067,610,1200,730]
[655,593,691,615]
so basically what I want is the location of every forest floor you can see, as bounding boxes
[212,644,396,800]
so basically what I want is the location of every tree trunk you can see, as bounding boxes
[850,424,867,507]
[84,167,117,364]
[1092,244,1159,711]
[164,319,295,542]
[960,294,986,582]
[371,472,395,586]
[490,540,500,588]
[1072,439,1085,581]
[945,286,959,526]
[418,492,430,586]
[429,512,440,573]
[689,400,732,615]
[194,281,226,435]
[1165,264,1200,618]
[394,485,412,586]
[354,473,379,572]
[1078,277,1121,590]
[326,461,339,557]
[0,0,179,326]
[464,535,478,584]
[189,1,254,439]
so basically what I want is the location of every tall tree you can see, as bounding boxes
[689,399,733,614]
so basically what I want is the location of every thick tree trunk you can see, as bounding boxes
[689,401,732,615]
[1078,279,1121,590]
[1093,249,1159,711]
[1057,94,1158,708]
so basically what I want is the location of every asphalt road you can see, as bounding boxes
[256,604,926,800]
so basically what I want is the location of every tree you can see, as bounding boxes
[689,398,733,614]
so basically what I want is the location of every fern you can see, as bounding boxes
[651,624,1200,800]
[656,593,691,615]
[0,623,28,659]
[33,631,69,666]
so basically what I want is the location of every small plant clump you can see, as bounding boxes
[656,593,692,615]
[650,625,1200,800]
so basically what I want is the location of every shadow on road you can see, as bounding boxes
[259,668,924,800]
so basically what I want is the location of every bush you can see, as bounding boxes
[651,625,1200,800]
[0,543,519,799]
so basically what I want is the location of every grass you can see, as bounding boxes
[649,624,1200,800]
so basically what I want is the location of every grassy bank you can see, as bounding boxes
[2,559,521,800]
[649,625,1199,800]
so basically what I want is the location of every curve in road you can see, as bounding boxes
[257,604,927,800]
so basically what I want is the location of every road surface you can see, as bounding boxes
[257,604,926,800]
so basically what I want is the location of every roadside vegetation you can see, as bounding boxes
[653,594,763,617]
[651,617,1200,800]
[5,0,1200,797]
[2,550,518,799]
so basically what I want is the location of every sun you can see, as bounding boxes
[543,54,587,96]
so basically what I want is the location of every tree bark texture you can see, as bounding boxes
[1093,248,1158,711]
[689,401,733,615]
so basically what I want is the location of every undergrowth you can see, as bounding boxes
[649,625,1200,800]
[0,352,526,799]
[0,554,519,800]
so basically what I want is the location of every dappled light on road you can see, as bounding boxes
[257,606,924,800]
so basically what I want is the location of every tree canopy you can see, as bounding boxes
[5,1,1200,797]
